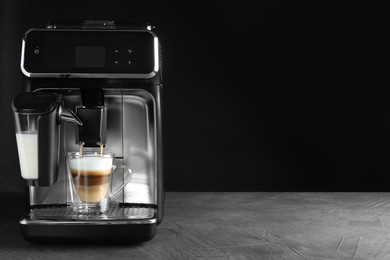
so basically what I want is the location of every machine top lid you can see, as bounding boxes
[45,20,154,30]
[12,92,59,114]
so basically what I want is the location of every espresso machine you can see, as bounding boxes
[11,21,164,243]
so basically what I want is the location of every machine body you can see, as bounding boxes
[13,22,164,243]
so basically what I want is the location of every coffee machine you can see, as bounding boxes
[11,21,164,243]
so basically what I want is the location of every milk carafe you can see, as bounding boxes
[12,92,82,186]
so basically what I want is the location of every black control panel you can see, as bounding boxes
[22,29,157,77]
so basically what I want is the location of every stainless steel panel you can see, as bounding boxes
[122,90,157,205]
[28,89,157,207]
[102,90,123,157]
[29,165,67,205]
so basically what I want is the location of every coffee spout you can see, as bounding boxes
[60,107,83,126]
[75,88,106,147]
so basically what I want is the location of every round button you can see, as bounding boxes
[34,48,40,55]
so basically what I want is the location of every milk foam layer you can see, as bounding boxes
[69,157,112,174]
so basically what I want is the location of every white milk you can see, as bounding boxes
[16,133,38,179]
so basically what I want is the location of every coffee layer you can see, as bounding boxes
[71,171,111,185]
[75,183,109,203]
[71,168,111,176]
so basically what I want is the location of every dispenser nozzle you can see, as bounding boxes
[60,107,83,126]
[75,88,106,147]
[75,106,107,147]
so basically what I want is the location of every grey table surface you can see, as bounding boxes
[1,192,390,259]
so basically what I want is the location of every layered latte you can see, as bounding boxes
[69,156,112,203]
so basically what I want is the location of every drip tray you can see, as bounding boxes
[20,204,158,243]
[25,204,156,223]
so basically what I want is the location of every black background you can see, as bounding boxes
[0,0,386,192]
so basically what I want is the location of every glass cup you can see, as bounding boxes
[66,150,132,214]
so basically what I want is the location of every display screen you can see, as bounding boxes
[75,46,105,68]
[23,30,156,75]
